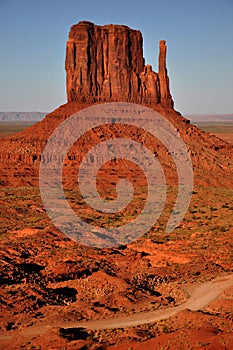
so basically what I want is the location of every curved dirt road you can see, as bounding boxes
[63,273,233,330]
[1,273,233,346]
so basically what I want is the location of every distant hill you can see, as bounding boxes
[0,112,46,122]
[186,114,233,123]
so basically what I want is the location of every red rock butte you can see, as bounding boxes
[0,20,232,189]
[65,21,174,107]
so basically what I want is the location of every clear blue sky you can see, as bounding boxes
[0,0,232,114]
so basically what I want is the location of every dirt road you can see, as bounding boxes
[63,274,233,330]
[1,273,233,347]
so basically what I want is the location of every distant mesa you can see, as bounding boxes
[0,112,46,122]
[66,21,174,108]
[186,114,233,123]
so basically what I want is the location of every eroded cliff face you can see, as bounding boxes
[65,21,173,107]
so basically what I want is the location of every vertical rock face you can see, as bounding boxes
[65,21,174,107]
[158,40,174,108]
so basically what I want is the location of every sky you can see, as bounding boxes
[0,0,233,115]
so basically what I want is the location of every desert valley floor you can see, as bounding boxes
[0,120,233,349]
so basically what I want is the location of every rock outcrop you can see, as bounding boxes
[1,21,233,189]
[158,40,174,108]
[65,21,173,107]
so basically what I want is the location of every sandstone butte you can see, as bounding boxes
[1,21,233,350]
[65,21,173,107]
[0,20,232,188]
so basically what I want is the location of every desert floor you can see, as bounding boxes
[0,122,233,349]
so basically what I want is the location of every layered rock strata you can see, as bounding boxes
[65,21,173,107]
